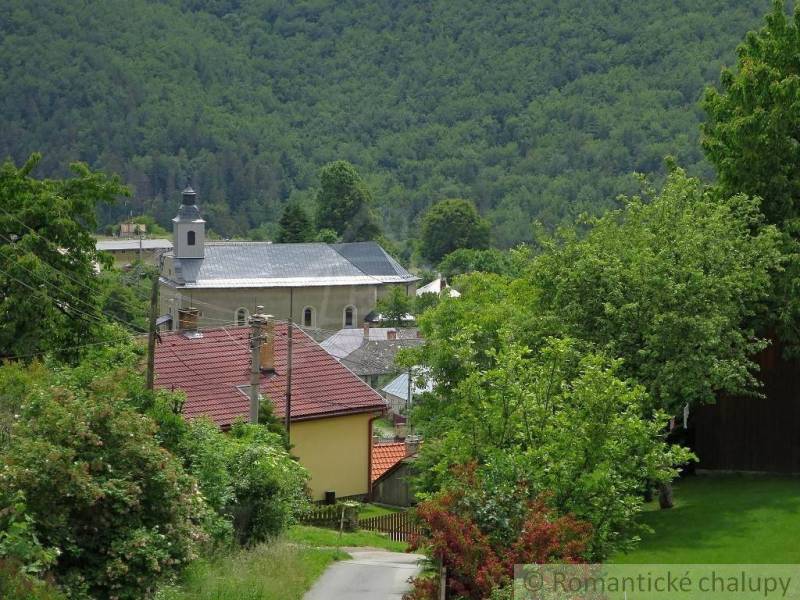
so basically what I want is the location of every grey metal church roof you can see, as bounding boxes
[164,241,419,289]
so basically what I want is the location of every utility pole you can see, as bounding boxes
[145,269,159,390]
[407,366,413,434]
[285,288,293,439]
[249,310,265,424]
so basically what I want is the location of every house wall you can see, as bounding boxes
[372,462,416,507]
[291,412,376,501]
[159,281,385,331]
[101,248,165,266]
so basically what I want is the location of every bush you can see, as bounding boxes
[174,418,309,547]
[407,464,592,600]
[0,367,212,599]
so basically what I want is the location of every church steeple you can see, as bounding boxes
[173,182,205,259]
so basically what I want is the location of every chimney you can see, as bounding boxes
[260,314,276,373]
[405,434,421,457]
[363,321,370,339]
[178,307,201,338]
[387,329,397,341]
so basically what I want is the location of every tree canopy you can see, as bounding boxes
[276,202,314,243]
[315,161,381,242]
[0,154,128,361]
[420,199,490,264]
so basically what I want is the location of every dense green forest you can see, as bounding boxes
[0,0,766,246]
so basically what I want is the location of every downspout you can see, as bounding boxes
[367,411,384,501]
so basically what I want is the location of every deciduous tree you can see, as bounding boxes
[420,199,490,264]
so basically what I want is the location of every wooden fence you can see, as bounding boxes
[359,510,421,541]
[299,506,422,541]
[300,505,343,528]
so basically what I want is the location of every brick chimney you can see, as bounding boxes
[260,314,275,373]
[387,329,397,341]
[178,307,201,338]
[405,434,421,457]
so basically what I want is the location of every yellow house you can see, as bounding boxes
[153,318,387,500]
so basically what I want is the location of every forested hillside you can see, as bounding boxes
[0,0,765,245]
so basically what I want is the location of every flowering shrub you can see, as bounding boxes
[406,464,592,600]
[0,369,213,599]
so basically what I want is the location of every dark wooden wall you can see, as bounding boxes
[693,342,800,473]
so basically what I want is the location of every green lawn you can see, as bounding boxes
[614,475,800,564]
[286,524,409,552]
[358,502,403,519]
[156,541,347,600]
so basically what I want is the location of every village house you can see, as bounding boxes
[153,314,389,501]
[319,324,423,387]
[96,238,173,267]
[158,186,419,331]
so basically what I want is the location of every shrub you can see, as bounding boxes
[0,371,211,599]
[407,464,592,600]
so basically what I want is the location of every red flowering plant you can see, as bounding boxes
[406,463,592,600]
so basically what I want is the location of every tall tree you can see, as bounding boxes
[315,161,381,242]
[703,0,800,349]
[531,169,781,415]
[276,202,314,243]
[703,1,800,227]
[420,199,490,264]
[0,154,128,361]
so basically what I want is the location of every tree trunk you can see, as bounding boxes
[658,482,674,509]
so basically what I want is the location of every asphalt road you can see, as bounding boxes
[304,547,424,600]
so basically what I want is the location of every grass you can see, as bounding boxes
[156,541,347,600]
[286,524,409,552]
[358,502,403,519]
[613,475,800,564]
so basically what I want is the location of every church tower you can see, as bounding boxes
[172,184,205,259]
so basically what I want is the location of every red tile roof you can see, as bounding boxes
[371,442,407,483]
[154,324,387,428]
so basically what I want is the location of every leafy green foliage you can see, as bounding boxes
[0,1,764,243]
[315,161,381,242]
[0,154,128,361]
[0,361,211,599]
[176,419,309,546]
[437,247,528,281]
[531,169,781,412]
[375,286,414,326]
[276,203,314,243]
[420,199,490,264]
[408,335,692,559]
[703,1,800,227]
[703,1,800,351]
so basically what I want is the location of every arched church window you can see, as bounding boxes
[187,230,196,246]
[344,306,355,328]
[303,307,315,328]
[236,307,248,327]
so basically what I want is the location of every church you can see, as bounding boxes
[158,186,419,331]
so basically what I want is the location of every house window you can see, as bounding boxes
[236,307,248,327]
[187,230,196,246]
[303,306,315,328]
[344,305,355,328]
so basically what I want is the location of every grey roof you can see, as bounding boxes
[164,241,419,289]
[320,327,420,359]
[382,370,434,401]
[340,337,424,377]
[97,239,173,251]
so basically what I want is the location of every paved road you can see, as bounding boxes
[304,547,424,600]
